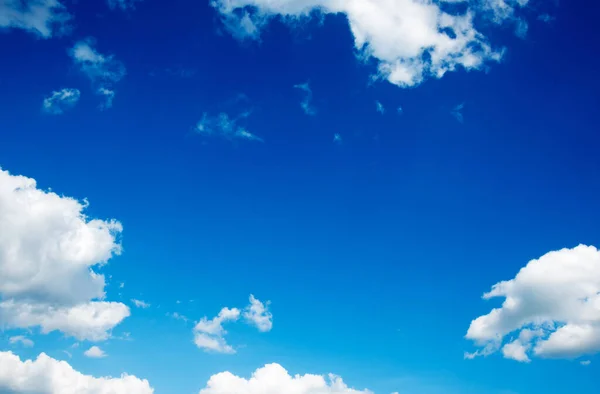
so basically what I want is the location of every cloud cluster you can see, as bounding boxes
[199,363,372,394]
[0,168,129,341]
[195,112,263,142]
[70,39,126,109]
[194,295,272,353]
[0,351,153,393]
[42,88,80,114]
[466,245,600,362]
[0,0,70,38]
[210,0,538,87]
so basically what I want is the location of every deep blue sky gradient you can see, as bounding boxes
[1,0,599,393]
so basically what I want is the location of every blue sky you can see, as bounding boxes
[1,0,600,393]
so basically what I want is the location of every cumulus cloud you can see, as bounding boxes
[194,307,240,354]
[84,346,107,358]
[9,335,34,348]
[0,168,129,341]
[243,295,272,332]
[0,0,71,38]
[42,88,80,114]
[194,112,263,142]
[0,351,153,393]
[293,82,316,115]
[209,0,544,87]
[198,363,373,394]
[131,299,150,309]
[466,245,600,362]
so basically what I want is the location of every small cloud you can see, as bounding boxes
[9,335,34,348]
[581,360,591,366]
[451,103,464,123]
[70,39,126,84]
[119,282,125,289]
[167,312,188,322]
[193,307,240,354]
[376,101,385,114]
[194,112,263,143]
[107,0,142,11]
[538,14,555,23]
[333,133,342,144]
[97,87,115,110]
[63,350,72,358]
[293,82,316,116]
[397,106,403,115]
[84,346,107,358]
[131,299,150,309]
[42,88,80,115]
[243,295,273,332]
[515,19,528,39]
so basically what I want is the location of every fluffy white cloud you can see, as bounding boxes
[84,346,107,358]
[0,0,70,38]
[195,112,263,142]
[466,245,600,361]
[210,0,543,87]
[0,351,153,393]
[293,82,316,115]
[243,295,272,332]
[0,168,129,341]
[9,335,34,348]
[42,88,80,114]
[199,363,372,394]
[194,307,240,354]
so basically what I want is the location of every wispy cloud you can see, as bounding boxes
[97,87,115,110]
[538,14,555,23]
[0,0,71,38]
[397,106,403,115]
[333,133,342,144]
[131,299,150,309]
[451,103,465,123]
[167,312,188,323]
[9,335,34,348]
[293,82,316,115]
[107,0,142,11]
[194,112,263,142]
[42,88,80,114]
[84,346,107,358]
[376,101,385,114]
[581,360,591,366]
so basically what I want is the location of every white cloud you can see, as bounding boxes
[70,39,126,84]
[42,88,80,114]
[0,0,70,38]
[198,363,373,394]
[293,82,316,115]
[396,106,403,115]
[243,295,272,332]
[131,299,150,309]
[0,168,129,341]
[195,112,263,142]
[9,335,34,348]
[168,312,189,322]
[84,346,107,358]
[194,307,240,354]
[466,245,600,361]
[376,101,385,114]
[580,360,591,366]
[0,351,153,393]
[210,0,540,87]
[97,87,115,110]
[333,133,342,144]
[107,0,142,11]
